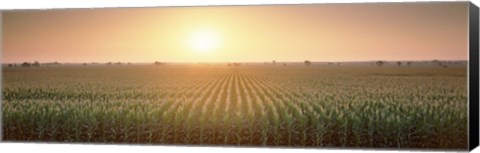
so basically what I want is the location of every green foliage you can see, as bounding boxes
[2,65,468,149]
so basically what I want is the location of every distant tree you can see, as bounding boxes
[115,62,122,65]
[407,61,412,66]
[283,63,287,66]
[397,61,402,67]
[376,61,384,67]
[435,61,445,67]
[8,64,12,67]
[228,62,241,67]
[21,62,31,67]
[432,59,442,66]
[32,61,40,67]
[304,60,312,66]
[83,63,87,66]
[106,62,113,66]
[272,60,276,65]
[154,61,166,66]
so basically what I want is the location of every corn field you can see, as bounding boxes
[1,64,468,149]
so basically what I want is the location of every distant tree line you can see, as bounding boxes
[227,63,242,67]
[5,60,464,68]
[19,61,41,67]
[5,61,63,68]
[154,61,166,66]
[372,60,460,68]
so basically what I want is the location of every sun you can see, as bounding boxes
[189,30,219,53]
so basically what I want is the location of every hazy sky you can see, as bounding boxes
[2,2,469,63]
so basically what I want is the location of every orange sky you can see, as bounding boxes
[2,2,469,63]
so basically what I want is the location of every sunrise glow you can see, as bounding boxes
[2,3,468,63]
[189,30,219,54]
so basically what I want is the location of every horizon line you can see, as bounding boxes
[1,59,469,64]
